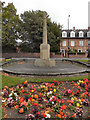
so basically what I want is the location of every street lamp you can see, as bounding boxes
[68,15,70,58]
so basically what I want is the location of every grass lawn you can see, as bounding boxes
[1,74,89,89]
[75,59,90,64]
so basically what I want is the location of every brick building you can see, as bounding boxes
[60,28,90,56]
[60,1,90,57]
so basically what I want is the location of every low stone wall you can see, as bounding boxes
[1,52,88,58]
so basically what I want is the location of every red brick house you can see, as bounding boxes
[60,27,90,57]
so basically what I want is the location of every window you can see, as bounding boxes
[78,49,82,52]
[70,31,75,37]
[71,41,75,46]
[62,31,67,37]
[79,41,83,46]
[61,49,65,52]
[62,41,66,46]
[87,31,90,37]
[88,40,90,46]
[79,31,83,37]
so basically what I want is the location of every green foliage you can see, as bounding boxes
[2,2,21,52]
[19,10,62,52]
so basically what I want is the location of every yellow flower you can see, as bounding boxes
[32,99,35,102]
[78,82,80,85]
[41,85,45,88]
[45,111,49,113]
[21,86,23,89]
[79,99,81,102]
[82,81,84,83]
[79,80,81,83]
[71,97,74,101]
[76,103,80,107]
[32,90,34,92]
[54,89,56,92]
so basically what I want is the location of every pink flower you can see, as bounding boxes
[28,114,35,118]
[60,81,63,84]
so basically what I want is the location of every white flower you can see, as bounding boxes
[50,91,52,94]
[9,93,12,97]
[45,113,51,118]
[14,93,17,96]
[2,99,6,103]
[1,92,4,95]
[52,101,54,104]
[9,97,13,100]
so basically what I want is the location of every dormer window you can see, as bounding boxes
[62,31,67,37]
[70,31,75,37]
[87,31,90,37]
[79,31,83,37]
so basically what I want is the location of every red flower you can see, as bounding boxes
[19,108,24,113]
[54,80,57,83]
[63,114,67,118]
[42,113,46,118]
[50,83,54,86]
[24,93,29,95]
[37,112,40,115]
[62,99,64,103]
[57,98,59,102]
[76,90,79,94]
[85,88,88,91]
[61,105,67,110]
[24,81,27,84]
[15,105,19,109]
[72,113,76,118]
[38,107,41,110]
[21,89,24,93]
[29,97,32,101]
[45,101,47,103]
[72,92,74,95]
[34,103,38,106]
[60,81,63,84]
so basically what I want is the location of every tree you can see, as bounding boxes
[19,10,43,52]
[2,2,21,52]
[19,10,62,53]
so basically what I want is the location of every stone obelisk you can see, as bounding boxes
[34,11,55,67]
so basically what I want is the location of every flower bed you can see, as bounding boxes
[1,79,90,119]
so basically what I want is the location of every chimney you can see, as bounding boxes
[73,27,75,30]
[88,1,90,30]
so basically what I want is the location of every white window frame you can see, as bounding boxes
[70,31,75,37]
[78,49,82,52]
[61,49,65,52]
[79,41,83,46]
[71,41,75,46]
[62,41,66,46]
[87,31,90,37]
[62,31,67,37]
[79,31,83,37]
[88,40,90,46]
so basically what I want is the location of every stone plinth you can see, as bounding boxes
[34,11,55,67]
[40,43,50,60]
[34,59,55,67]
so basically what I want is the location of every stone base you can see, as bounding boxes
[40,43,50,60]
[34,59,55,67]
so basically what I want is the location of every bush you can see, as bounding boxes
[77,52,85,55]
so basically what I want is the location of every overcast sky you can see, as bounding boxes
[4,0,90,29]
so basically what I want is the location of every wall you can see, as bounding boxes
[2,52,88,58]
[60,38,88,52]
